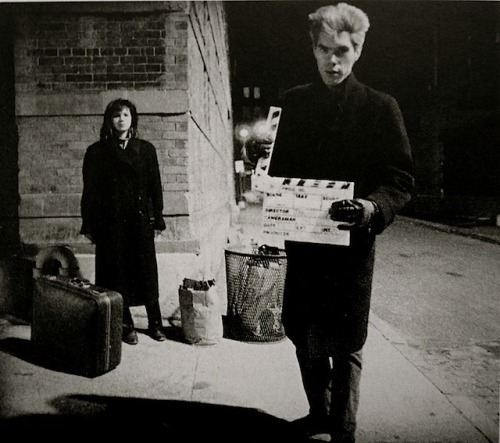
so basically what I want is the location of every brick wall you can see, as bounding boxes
[14,3,198,247]
[15,13,181,92]
[186,1,234,281]
[3,1,235,318]
[16,113,194,246]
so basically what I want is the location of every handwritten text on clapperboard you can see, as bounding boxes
[261,177,354,246]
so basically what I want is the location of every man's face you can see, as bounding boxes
[313,31,361,88]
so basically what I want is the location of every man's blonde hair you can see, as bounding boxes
[309,3,370,50]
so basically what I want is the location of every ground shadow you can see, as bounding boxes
[0,337,61,371]
[0,394,299,442]
[0,337,113,378]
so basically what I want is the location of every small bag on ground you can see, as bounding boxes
[179,278,223,345]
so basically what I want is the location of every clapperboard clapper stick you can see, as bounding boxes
[251,106,282,193]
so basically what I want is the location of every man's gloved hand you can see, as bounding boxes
[329,198,377,230]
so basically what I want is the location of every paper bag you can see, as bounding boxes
[179,278,223,345]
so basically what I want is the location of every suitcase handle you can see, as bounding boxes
[40,275,109,295]
[68,277,91,289]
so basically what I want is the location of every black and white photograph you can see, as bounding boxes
[0,1,498,442]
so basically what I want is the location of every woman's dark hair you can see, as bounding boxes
[100,98,139,141]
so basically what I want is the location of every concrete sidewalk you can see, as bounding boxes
[0,203,497,442]
[0,312,492,442]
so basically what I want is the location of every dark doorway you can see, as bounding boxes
[0,8,20,254]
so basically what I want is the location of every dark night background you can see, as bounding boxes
[0,1,498,234]
[225,1,500,220]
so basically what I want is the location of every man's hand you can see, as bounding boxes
[241,123,275,166]
[252,121,275,156]
[245,133,273,162]
[329,198,377,230]
[249,138,273,158]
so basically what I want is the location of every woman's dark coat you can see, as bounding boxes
[268,74,414,353]
[80,138,166,307]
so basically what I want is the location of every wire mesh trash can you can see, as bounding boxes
[224,244,287,342]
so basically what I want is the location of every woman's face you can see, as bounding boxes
[111,106,132,138]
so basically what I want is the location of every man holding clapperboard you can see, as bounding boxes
[242,3,414,442]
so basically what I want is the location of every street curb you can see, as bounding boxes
[399,216,500,246]
[369,313,498,443]
[369,312,407,345]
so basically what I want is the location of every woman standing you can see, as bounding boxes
[80,98,167,345]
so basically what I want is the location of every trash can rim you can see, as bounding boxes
[225,245,286,258]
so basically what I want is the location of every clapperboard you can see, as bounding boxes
[251,106,354,246]
[261,177,354,246]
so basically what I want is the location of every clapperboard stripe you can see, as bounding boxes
[257,106,282,173]
[270,108,281,132]
[278,177,351,189]
[252,106,283,192]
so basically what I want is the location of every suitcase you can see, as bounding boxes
[31,275,123,378]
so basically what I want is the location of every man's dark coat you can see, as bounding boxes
[268,74,414,353]
[80,138,166,307]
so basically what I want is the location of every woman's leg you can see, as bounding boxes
[146,300,166,341]
[122,304,138,345]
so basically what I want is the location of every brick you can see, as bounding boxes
[66,74,92,82]
[162,165,187,175]
[164,182,189,192]
[162,131,188,140]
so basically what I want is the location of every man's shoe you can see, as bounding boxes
[292,414,330,440]
[305,433,331,442]
[123,328,138,345]
[149,325,167,341]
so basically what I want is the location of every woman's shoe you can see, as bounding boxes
[149,325,167,341]
[123,328,138,345]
